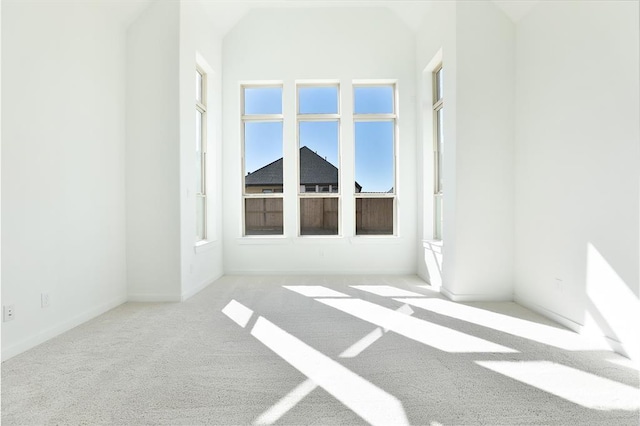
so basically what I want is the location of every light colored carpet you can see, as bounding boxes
[2,275,639,425]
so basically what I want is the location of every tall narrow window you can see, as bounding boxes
[297,84,340,236]
[433,66,444,240]
[354,84,396,235]
[196,68,207,241]
[242,85,284,235]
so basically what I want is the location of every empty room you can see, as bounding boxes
[1,0,639,424]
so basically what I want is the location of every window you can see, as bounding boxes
[433,66,444,240]
[242,85,284,235]
[195,68,207,241]
[354,84,396,235]
[297,84,340,236]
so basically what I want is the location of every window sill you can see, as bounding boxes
[194,239,217,254]
[237,236,291,245]
[350,236,401,244]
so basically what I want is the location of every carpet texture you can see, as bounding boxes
[2,275,639,425]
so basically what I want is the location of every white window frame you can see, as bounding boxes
[296,82,341,237]
[241,83,284,237]
[433,65,443,240]
[353,81,398,236]
[196,66,207,242]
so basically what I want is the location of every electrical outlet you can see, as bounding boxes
[555,278,563,292]
[41,293,50,308]
[3,305,15,322]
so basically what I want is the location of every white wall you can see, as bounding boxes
[222,7,418,274]
[126,0,182,301]
[415,1,515,300]
[178,2,224,299]
[1,1,128,359]
[450,1,515,300]
[514,1,640,360]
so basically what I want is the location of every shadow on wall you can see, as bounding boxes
[585,243,640,360]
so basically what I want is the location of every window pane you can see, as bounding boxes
[434,194,443,240]
[355,121,394,193]
[299,86,338,114]
[356,198,393,235]
[245,198,283,235]
[196,110,203,194]
[196,70,203,103]
[299,121,339,193]
[244,87,282,115]
[244,122,283,193]
[435,68,443,101]
[354,86,394,114]
[300,198,338,235]
[196,195,206,240]
[436,108,444,192]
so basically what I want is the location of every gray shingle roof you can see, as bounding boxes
[245,157,283,185]
[299,146,338,185]
[247,146,359,188]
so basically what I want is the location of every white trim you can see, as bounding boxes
[352,78,398,85]
[242,114,284,121]
[424,48,443,74]
[181,274,222,301]
[514,295,629,357]
[194,239,217,253]
[1,295,127,361]
[353,114,397,121]
[514,295,584,332]
[354,193,396,198]
[224,269,416,276]
[127,293,182,302]
[349,236,402,244]
[295,79,341,86]
[440,287,513,302]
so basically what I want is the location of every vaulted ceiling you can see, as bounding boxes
[197,0,540,37]
[108,0,539,37]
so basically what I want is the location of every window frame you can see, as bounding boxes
[353,81,398,236]
[241,83,285,237]
[432,65,443,240]
[296,82,341,237]
[195,66,207,243]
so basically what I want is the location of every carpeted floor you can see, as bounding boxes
[2,275,639,425]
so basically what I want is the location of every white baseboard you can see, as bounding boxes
[223,269,417,276]
[1,295,127,362]
[127,293,182,302]
[514,295,583,332]
[440,287,513,302]
[181,273,223,301]
[514,295,630,358]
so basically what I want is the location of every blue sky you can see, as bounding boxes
[244,86,394,192]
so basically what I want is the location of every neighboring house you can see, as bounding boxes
[245,146,362,193]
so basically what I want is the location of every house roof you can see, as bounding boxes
[245,146,362,190]
[245,156,284,186]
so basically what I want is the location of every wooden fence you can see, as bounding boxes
[244,197,393,235]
